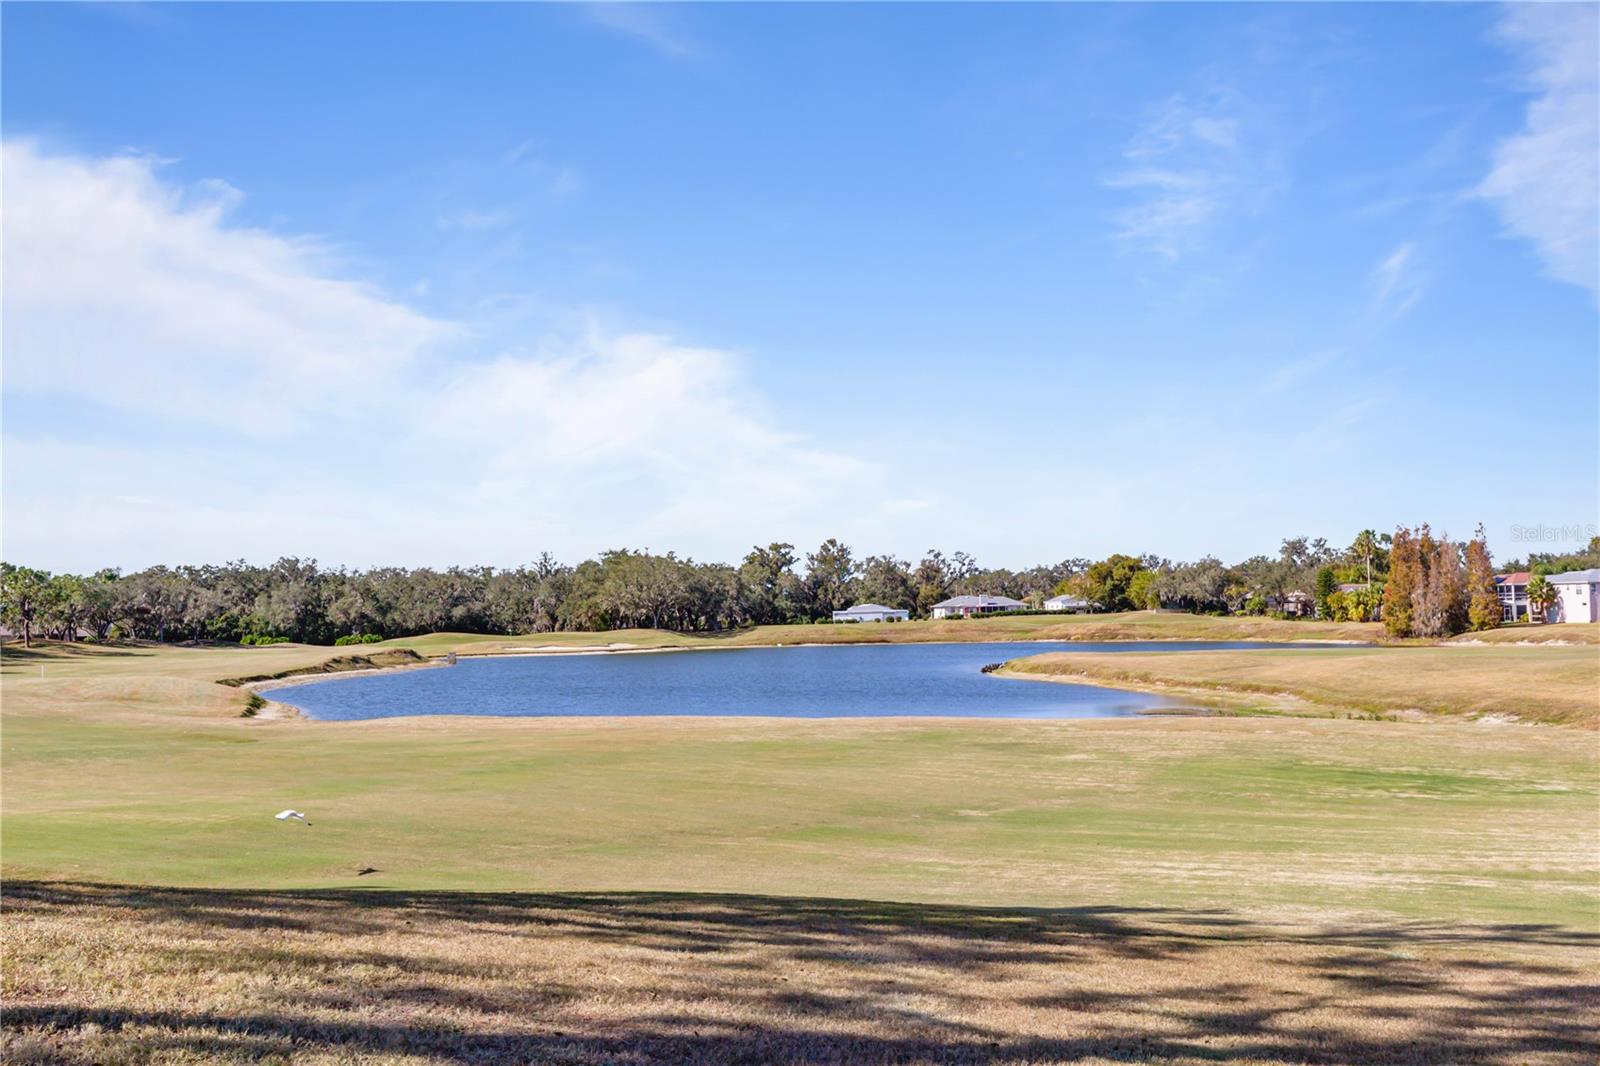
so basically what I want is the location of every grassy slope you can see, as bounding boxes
[1449,622,1600,644]
[1002,645,1600,727]
[4,637,1597,1064]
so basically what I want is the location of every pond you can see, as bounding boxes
[267,641,1348,721]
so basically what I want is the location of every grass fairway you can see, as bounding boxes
[3,639,1598,1063]
[1002,644,1600,727]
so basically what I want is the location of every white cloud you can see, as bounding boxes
[1,141,879,568]
[1477,3,1599,297]
[2,141,455,433]
[1105,92,1272,263]
[1371,241,1424,318]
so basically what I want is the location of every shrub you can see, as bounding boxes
[241,634,289,646]
[334,633,386,646]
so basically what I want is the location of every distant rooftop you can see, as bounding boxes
[1548,569,1600,584]
[1494,572,1531,585]
[836,603,903,614]
[932,594,1027,609]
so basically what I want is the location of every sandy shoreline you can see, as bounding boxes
[242,658,449,694]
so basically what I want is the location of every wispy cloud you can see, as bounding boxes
[1,140,879,567]
[582,3,692,58]
[504,140,585,199]
[1371,241,1425,319]
[1105,91,1272,262]
[1477,3,1599,297]
[1258,348,1343,396]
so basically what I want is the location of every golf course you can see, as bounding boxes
[3,617,1597,1064]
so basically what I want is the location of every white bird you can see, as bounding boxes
[275,809,312,826]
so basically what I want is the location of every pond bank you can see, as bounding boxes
[999,644,1600,728]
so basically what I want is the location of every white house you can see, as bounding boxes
[930,594,1027,619]
[1043,594,1091,613]
[1547,569,1600,623]
[831,603,910,623]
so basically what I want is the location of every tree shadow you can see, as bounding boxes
[0,641,151,664]
[4,881,1596,1065]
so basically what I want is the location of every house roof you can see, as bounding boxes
[835,603,904,614]
[1548,569,1600,585]
[1045,594,1089,605]
[932,594,1027,609]
[1495,572,1531,585]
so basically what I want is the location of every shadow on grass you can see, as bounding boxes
[0,641,152,664]
[4,881,1597,1065]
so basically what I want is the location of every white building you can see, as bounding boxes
[831,603,911,623]
[1043,594,1091,613]
[1547,569,1600,623]
[1493,572,1531,622]
[930,594,1027,619]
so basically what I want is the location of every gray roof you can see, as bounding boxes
[932,594,1027,609]
[836,603,905,614]
[1548,569,1600,584]
[1045,594,1090,605]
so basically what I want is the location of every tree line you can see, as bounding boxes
[0,545,1077,647]
[1376,529,1600,637]
[5,529,1592,647]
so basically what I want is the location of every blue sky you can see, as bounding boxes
[3,2,1596,572]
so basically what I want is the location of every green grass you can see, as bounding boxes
[2,641,1595,927]
[4,637,1597,1064]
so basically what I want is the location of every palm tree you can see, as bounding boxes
[1352,529,1378,586]
[1528,574,1557,623]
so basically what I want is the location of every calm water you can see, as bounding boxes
[269,641,1347,722]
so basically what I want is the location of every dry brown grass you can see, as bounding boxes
[1003,644,1600,727]
[1451,623,1600,645]
[4,881,1596,1066]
